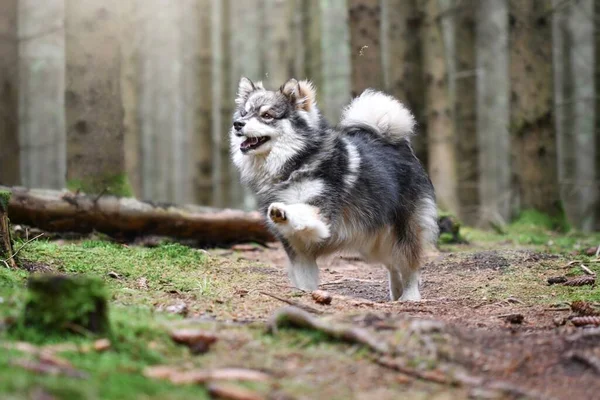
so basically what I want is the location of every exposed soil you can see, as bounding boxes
[203,243,600,400]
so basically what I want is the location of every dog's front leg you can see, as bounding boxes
[267,202,329,291]
[267,202,330,244]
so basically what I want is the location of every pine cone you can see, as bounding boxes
[570,301,600,316]
[571,316,600,327]
[311,290,332,305]
[547,276,567,285]
[563,275,596,287]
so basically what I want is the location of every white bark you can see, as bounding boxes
[476,0,511,226]
[18,0,66,189]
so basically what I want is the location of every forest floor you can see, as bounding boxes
[1,214,600,400]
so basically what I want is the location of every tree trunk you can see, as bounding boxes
[230,0,261,210]
[349,0,382,96]
[195,0,214,206]
[262,0,292,90]
[380,0,428,168]
[211,0,235,208]
[119,0,142,198]
[18,0,66,190]
[290,0,308,79]
[306,0,351,124]
[595,0,600,231]
[139,1,192,204]
[0,190,18,268]
[0,0,19,186]
[554,0,596,231]
[420,0,459,215]
[509,0,560,217]
[65,0,127,196]
[1,185,275,245]
[454,0,479,225]
[476,0,511,227]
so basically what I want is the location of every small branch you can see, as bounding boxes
[266,306,389,354]
[580,264,595,276]
[259,291,324,315]
[2,233,44,264]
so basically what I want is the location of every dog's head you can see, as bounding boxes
[230,77,321,160]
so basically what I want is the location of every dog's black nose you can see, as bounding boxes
[233,121,245,131]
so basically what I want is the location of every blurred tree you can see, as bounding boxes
[554,0,596,231]
[66,0,126,196]
[477,0,510,227]
[119,0,142,197]
[195,0,214,206]
[381,0,428,169]
[306,0,351,123]
[211,0,234,207]
[596,0,600,231]
[420,0,459,215]
[139,1,195,204]
[0,0,19,186]
[509,0,560,217]
[262,0,292,90]
[18,0,66,189]
[349,0,382,96]
[454,0,479,225]
[290,0,308,79]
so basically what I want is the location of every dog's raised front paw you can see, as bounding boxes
[268,203,287,223]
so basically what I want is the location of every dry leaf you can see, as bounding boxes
[93,338,111,352]
[169,329,218,354]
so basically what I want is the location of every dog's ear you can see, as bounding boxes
[236,77,261,106]
[279,78,317,112]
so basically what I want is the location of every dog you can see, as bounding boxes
[230,77,438,301]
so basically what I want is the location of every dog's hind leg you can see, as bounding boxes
[385,264,404,301]
[396,241,422,302]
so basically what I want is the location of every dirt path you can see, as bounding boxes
[205,243,600,400]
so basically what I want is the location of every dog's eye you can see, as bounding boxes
[261,112,274,121]
[240,109,247,117]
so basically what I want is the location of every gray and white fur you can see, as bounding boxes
[230,77,438,301]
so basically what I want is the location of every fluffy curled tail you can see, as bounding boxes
[339,89,416,143]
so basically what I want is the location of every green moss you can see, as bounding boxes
[512,209,570,233]
[67,173,133,197]
[19,274,109,336]
[0,190,10,212]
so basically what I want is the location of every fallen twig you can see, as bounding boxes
[144,366,271,384]
[580,264,596,276]
[1,232,44,265]
[496,313,524,324]
[267,306,389,354]
[375,357,451,384]
[259,291,324,315]
[565,351,600,375]
[207,382,265,400]
[10,358,87,379]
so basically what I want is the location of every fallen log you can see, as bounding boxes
[1,186,275,245]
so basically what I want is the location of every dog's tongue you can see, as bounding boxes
[241,137,259,149]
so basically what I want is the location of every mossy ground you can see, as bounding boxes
[0,218,599,399]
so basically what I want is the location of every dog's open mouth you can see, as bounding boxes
[240,136,270,152]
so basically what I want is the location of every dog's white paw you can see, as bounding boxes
[268,203,287,224]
